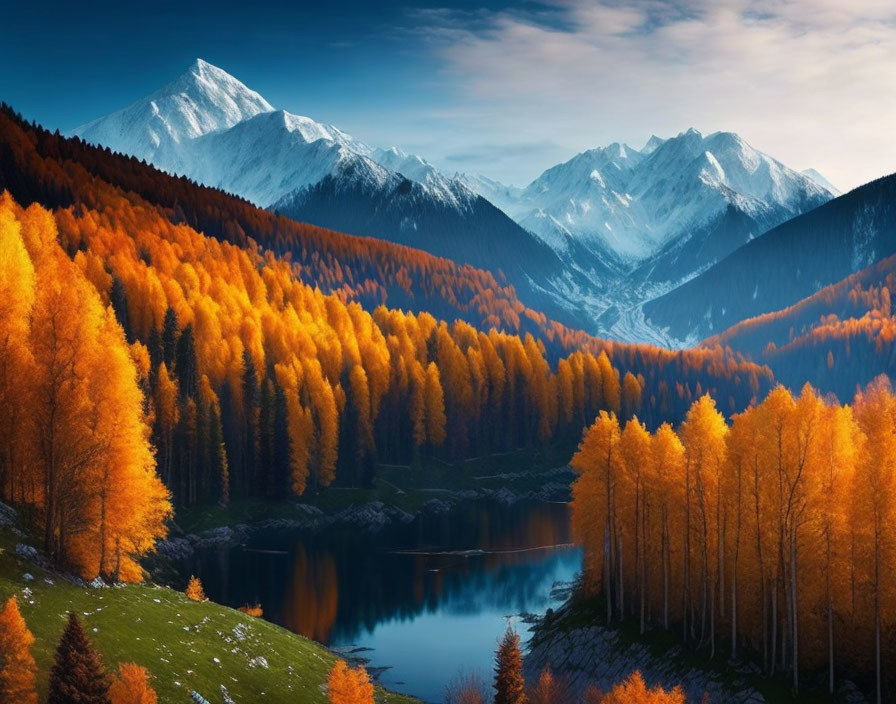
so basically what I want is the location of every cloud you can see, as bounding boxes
[414,0,896,190]
[444,139,560,164]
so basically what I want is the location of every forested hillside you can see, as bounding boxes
[0,105,773,544]
[704,252,896,400]
[572,382,896,702]
[644,171,896,344]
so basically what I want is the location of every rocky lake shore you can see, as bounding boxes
[155,467,575,562]
[522,596,869,704]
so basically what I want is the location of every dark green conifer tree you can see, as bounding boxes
[48,613,110,704]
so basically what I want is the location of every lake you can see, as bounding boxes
[183,501,582,703]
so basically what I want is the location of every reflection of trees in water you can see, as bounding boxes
[189,502,580,646]
[280,544,339,642]
[319,503,580,645]
[324,546,581,644]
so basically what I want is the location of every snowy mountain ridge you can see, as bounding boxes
[72,59,838,346]
[474,127,835,264]
[73,59,476,213]
[72,59,589,331]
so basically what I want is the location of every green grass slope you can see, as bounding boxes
[0,525,417,704]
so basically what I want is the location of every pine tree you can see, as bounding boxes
[48,612,110,704]
[161,307,178,369]
[175,324,198,401]
[109,275,132,343]
[494,626,527,704]
[185,575,206,602]
[0,596,38,704]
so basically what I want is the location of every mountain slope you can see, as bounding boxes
[644,171,896,344]
[0,103,774,429]
[74,59,274,168]
[271,162,573,303]
[464,130,834,344]
[0,519,415,704]
[491,129,833,267]
[703,250,896,401]
[71,60,583,327]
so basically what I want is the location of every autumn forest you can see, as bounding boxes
[0,58,894,704]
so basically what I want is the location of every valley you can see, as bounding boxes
[2,9,896,703]
[70,60,839,348]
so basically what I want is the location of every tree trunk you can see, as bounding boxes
[684,459,692,643]
[663,505,670,629]
[604,520,613,623]
[771,584,777,676]
[791,530,799,693]
[827,524,834,694]
[875,511,882,704]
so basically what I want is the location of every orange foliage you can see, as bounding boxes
[185,576,206,602]
[599,671,686,704]
[0,597,38,704]
[327,660,375,704]
[571,380,896,696]
[108,663,158,704]
[0,195,170,580]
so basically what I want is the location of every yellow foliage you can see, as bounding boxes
[599,671,686,704]
[327,660,375,704]
[0,596,38,704]
[109,662,158,704]
[185,576,206,602]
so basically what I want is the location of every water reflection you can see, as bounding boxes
[185,501,581,703]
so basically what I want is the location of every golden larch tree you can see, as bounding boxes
[108,662,158,704]
[0,596,38,704]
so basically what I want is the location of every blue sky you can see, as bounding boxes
[2,0,895,189]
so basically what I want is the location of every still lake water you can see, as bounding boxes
[184,501,582,703]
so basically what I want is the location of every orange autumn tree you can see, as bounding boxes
[185,576,206,602]
[678,394,727,654]
[0,596,38,704]
[853,378,896,704]
[327,660,375,704]
[570,380,896,699]
[528,667,569,704]
[0,200,35,505]
[0,196,170,580]
[108,663,158,704]
[599,671,686,704]
[571,411,621,620]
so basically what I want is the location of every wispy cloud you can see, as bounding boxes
[444,139,560,164]
[413,0,896,190]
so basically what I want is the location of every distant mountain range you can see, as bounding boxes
[468,129,835,344]
[74,59,840,345]
[74,59,589,329]
[644,170,896,345]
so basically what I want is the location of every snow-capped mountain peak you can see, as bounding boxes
[492,128,835,263]
[169,58,275,133]
[72,60,470,209]
[73,59,274,165]
[71,60,841,347]
[641,135,666,154]
[276,110,362,150]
